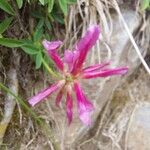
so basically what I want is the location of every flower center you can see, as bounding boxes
[63,70,79,84]
[65,74,73,83]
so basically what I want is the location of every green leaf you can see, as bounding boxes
[44,0,49,4]
[0,0,15,15]
[21,45,39,55]
[51,13,64,24]
[33,27,43,42]
[58,0,68,15]
[141,0,150,10]
[36,19,44,30]
[16,0,23,9]
[33,19,44,42]
[30,11,44,19]
[36,52,43,69]
[39,0,45,5]
[45,19,52,30]
[44,33,52,40]
[0,17,13,34]
[48,0,54,13]
[0,38,24,47]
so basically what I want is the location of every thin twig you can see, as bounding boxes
[113,0,150,75]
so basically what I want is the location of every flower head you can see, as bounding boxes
[28,25,128,125]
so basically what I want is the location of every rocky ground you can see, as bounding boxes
[0,0,150,149]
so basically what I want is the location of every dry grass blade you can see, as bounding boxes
[112,0,150,75]
[0,68,18,145]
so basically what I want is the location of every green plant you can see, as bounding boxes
[141,0,150,10]
[0,0,77,70]
[0,17,13,36]
[0,0,15,15]
[0,0,77,143]
[0,2,76,145]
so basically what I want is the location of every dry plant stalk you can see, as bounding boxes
[112,0,150,75]
[0,68,18,145]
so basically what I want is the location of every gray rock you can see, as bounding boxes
[127,104,150,150]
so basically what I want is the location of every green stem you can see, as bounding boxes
[0,82,41,123]
[42,58,58,77]
[0,82,60,149]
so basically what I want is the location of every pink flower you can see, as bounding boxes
[28,25,128,125]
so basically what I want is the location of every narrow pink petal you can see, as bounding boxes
[42,39,64,71]
[49,51,64,71]
[64,50,74,63]
[55,88,64,107]
[82,67,128,79]
[64,50,79,72]
[79,111,92,126]
[28,80,65,106]
[42,39,62,51]
[66,91,73,125]
[82,62,110,73]
[71,25,100,75]
[64,50,74,71]
[74,82,94,125]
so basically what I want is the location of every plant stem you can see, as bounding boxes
[42,58,59,77]
[0,82,60,149]
[0,82,41,123]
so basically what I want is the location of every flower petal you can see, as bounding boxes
[82,62,110,73]
[64,50,74,63]
[42,39,64,71]
[71,25,100,74]
[74,82,94,125]
[55,88,64,107]
[66,91,73,125]
[42,40,62,51]
[64,50,79,71]
[28,80,65,106]
[82,67,128,79]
